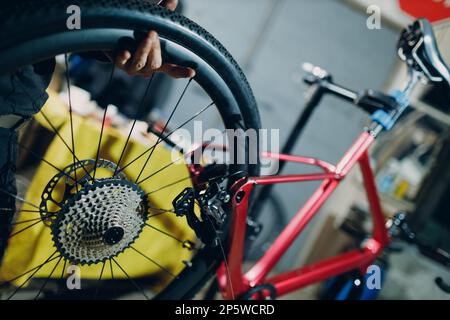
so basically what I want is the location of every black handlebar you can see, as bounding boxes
[303,72,357,103]
[303,69,400,116]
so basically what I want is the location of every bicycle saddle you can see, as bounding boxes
[398,19,450,86]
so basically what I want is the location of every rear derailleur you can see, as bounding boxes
[172,178,231,247]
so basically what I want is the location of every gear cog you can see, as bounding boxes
[40,160,148,265]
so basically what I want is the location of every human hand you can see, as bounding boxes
[114,0,195,78]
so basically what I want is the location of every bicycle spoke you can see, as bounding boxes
[137,156,188,186]
[148,211,172,219]
[146,167,245,203]
[92,65,116,180]
[42,110,92,177]
[113,74,155,177]
[0,253,60,290]
[0,188,39,210]
[64,54,79,191]
[60,260,67,279]
[129,246,175,278]
[5,251,59,300]
[137,129,227,186]
[117,101,215,175]
[12,216,47,226]
[148,205,174,212]
[34,256,62,300]
[109,258,115,298]
[144,223,184,245]
[11,218,42,225]
[111,258,150,300]
[14,79,92,180]
[135,79,193,183]
[18,143,76,182]
[57,258,67,293]
[109,259,114,279]
[93,261,106,299]
[9,219,46,238]
[11,211,57,226]
[145,176,191,197]
[58,259,68,293]
[40,109,93,180]
[202,213,235,299]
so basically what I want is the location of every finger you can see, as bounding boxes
[139,34,162,75]
[115,50,132,69]
[158,64,196,79]
[130,31,158,72]
[135,37,160,78]
[160,0,178,11]
[149,32,163,70]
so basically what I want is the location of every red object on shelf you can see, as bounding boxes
[399,0,450,23]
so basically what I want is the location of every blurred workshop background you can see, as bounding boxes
[163,0,450,300]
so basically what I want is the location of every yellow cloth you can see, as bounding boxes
[0,95,195,288]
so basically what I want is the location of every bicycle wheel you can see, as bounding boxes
[0,0,261,300]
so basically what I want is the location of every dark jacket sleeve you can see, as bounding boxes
[0,59,55,118]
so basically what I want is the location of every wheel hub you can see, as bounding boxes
[103,226,125,245]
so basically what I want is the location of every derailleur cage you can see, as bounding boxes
[172,181,230,247]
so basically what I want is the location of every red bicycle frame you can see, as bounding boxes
[216,131,390,299]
